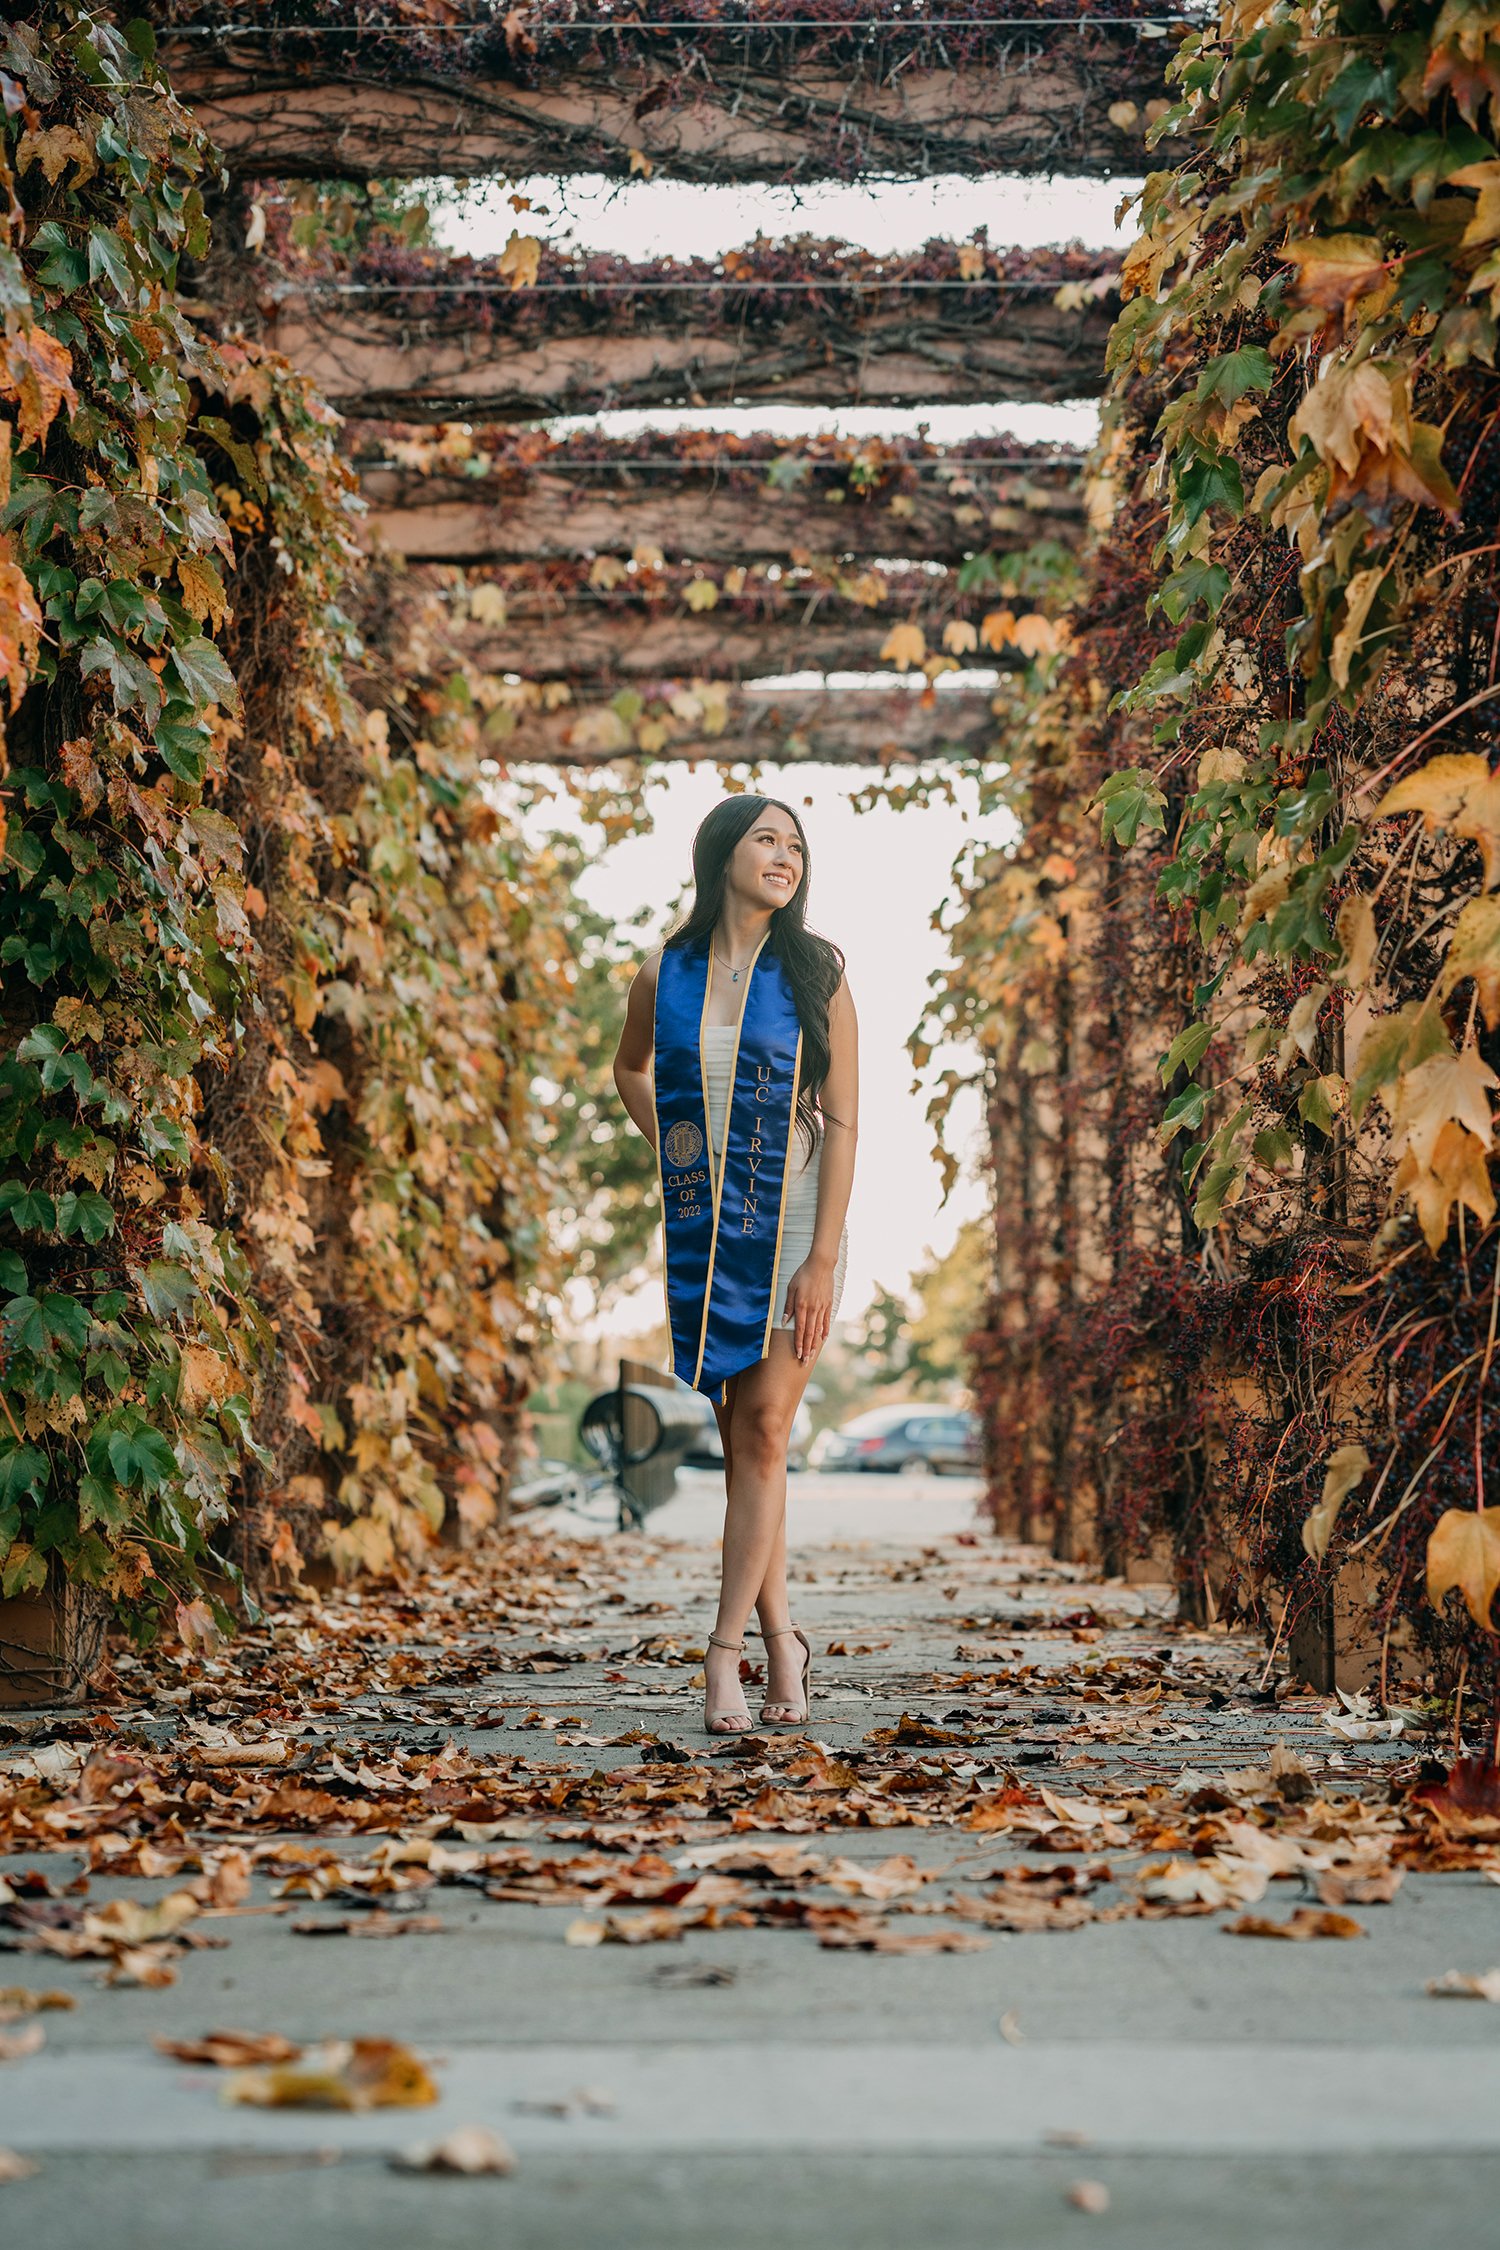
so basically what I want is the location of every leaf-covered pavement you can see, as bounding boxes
[2,1473,1498,2244]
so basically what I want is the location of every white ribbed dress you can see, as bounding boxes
[701,1023,847,1337]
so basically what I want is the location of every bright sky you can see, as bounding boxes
[444,169,1124,1329]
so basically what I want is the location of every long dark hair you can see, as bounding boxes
[663,795,845,1157]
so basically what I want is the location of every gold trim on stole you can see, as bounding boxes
[761,1027,804,1356]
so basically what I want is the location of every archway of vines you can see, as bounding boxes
[4,1,1499,1744]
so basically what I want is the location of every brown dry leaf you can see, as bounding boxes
[0,2149,39,2182]
[104,1946,180,1988]
[821,1855,931,1901]
[155,2030,303,2068]
[1281,234,1388,314]
[1224,1908,1366,1941]
[83,1891,200,1947]
[0,2021,45,2062]
[0,325,78,448]
[291,1914,444,1940]
[391,2125,517,2176]
[811,1909,989,1954]
[0,1989,73,2016]
[564,1909,687,1947]
[948,1887,1097,1934]
[1409,1758,1500,1834]
[226,2038,439,2111]
[497,230,541,289]
[1426,1968,1500,2002]
[1315,1866,1403,1907]
[1426,1508,1500,1631]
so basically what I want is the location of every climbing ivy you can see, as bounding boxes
[0,10,264,1637]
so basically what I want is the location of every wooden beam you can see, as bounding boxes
[492,685,997,767]
[165,19,1183,184]
[457,607,1024,685]
[357,454,1085,566]
[266,248,1117,421]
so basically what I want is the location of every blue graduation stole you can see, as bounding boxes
[653,934,804,1396]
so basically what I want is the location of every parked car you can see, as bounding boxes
[673,1384,813,1470]
[808,1404,980,1475]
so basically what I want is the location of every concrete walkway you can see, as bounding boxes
[2,1469,1497,2248]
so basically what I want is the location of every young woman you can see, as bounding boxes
[612,796,858,1735]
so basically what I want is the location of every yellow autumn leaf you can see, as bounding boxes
[588,555,626,591]
[1107,100,1139,130]
[469,583,508,626]
[176,556,231,633]
[1328,567,1390,690]
[956,242,986,282]
[1289,362,1401,478]
[1280,234,1389,313]
[1426,1508,1500,1631]
[1392,1118,1497,1250]
[980,609,1017,651]
[1439,893,1500,1026]
[1302,1443,1371,1562]
[632,540,665,570]
[684,579,719,612]
[1332,894,1378,987]
[1388,1047,1498,1171]
[1376,754,1500,892]
[1011,614,1063,659]
[942,619,978,655]
[497,230,541,290]
[628,147,654,178]
[880,622,926,671]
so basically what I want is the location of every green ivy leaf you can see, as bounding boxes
[139,1259,200,1325]
[0,1443,49,1507]
[168,635,239,713]
[0,1181,58,1233]
[55,1190,115,1244]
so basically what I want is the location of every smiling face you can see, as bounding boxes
[727,804,806,915]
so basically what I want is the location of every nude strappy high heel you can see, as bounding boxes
[704,1632,753,1735]
[759,1626,812,1727]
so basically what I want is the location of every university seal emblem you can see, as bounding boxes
[664,1119,705,1168]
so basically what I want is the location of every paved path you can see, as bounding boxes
[2,1469,1497,2248]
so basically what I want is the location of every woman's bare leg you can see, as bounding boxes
[703,1333,816,1725]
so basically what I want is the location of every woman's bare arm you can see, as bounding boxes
[612,949,661,1147]
[782,975,859,1361]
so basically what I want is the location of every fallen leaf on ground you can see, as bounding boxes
[0,1989,73,2016]
[226,2038,439,2110]
[947,1887,1097,1933]
[290,1914,444,1939]
[1141,1856,1270,1912]
[83,1892,201,1946]
[1224,1908,1366,1941]
[1315,1866,1403,1906]
[806,1907,989,1953]
[1068,2181,1111,2214]
[390,2126,516,2175]
[0,2149,39,2181]
[1426,1968,1500,2002]
[155,2030,302,2067]
[104,1946,181,1987]
[999,2009,1024,2045]
[0,2022,45,2061]
[822,1855,931,1901]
